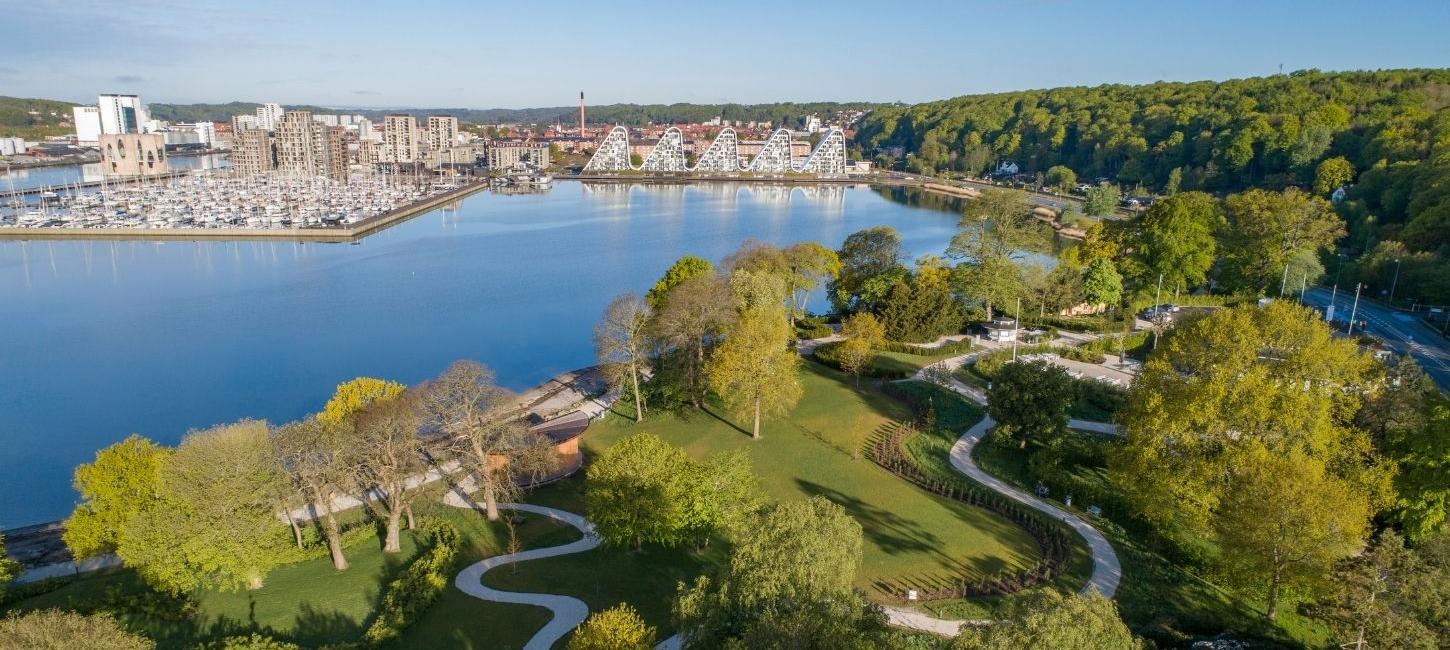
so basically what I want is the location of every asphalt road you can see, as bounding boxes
[1301,287,1450,392]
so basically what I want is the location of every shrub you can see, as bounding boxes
[567,603,656,650]
[878,339,973,356]
[0,609,154,650]
[362,520,461,644]
[794,317,834,340]
[200,633,302,650]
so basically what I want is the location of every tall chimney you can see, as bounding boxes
[579,91,586,137]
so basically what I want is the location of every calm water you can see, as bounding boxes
[0,181,1028,528]
[2,153,230,193]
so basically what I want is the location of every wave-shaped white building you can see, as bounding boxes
[584,126,847,176]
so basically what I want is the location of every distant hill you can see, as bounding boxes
[0,96,80,139]
[147,101,889,129]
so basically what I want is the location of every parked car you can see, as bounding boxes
[1140,304,1181,320]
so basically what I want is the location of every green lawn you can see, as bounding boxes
[584,362,1044,601]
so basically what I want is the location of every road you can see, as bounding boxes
[883,172,1134,218]
[1301,287,1450,391]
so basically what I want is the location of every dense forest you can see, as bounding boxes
[854,69,1450,305]
[147,101,885,130]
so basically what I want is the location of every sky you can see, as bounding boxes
[2,0,1448,109]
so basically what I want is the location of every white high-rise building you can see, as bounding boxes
[195,122,216,147]
[256,102,283,131]
[98,94,149,134]
[73,106,102,144]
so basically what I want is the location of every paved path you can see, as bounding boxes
[448,499,600,650]
[951,416,1121,598]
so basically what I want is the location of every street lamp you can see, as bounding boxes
[1388,258,1402,305]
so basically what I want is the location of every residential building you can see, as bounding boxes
[99,133,168,176]
[382,115,419,166]
[356,118,379,141]
[72,106,102,144]
[0,137,26,156]
[98,94,149,134]
[195,122,216,147]
[231,129,275,176]
[427,115,459,152]
[232,114,260,133]
[275,110,346,181]
[256,102,283,131]
[487,143,550,169]
[356,139,379,166]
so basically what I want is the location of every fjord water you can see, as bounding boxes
[2,153,230,193]
[0,182,1012,528]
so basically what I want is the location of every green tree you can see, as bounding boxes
[1084,182,1120,216]
[0,532,19,590]
[1214,448,1370,620]
[595,294,653,422]
[1081,258,1123,307]
[586,433,691,549]
[1386,389,1450,541]
[648,275,736,409]
[948,188,1042,264]
[680,449,762,547]
[1109,303,1391,565]
[201,634,302,650]
[1219,187,1345,293]
[272,417,352,571]
[782,242,841,325]
[1163,166,1183,195]
[951,253,1023,320]
[707,303,802,439]
[119,420,290,592]
[830,226,906,313]
[1119,191,1222,291]
[1312,530,1439,650]
[646,255,714,310]
[63,434,168,559]
[837,312,885,384]
[348,394,429,552]
[1044,165,1076,193]
[568,604,657,650]
[318,377,405,426]
[0,609,154,650]
[879,257,966,341]
[987,360,1073,449]
[951,590,1137,650]
[1315,156,1355,195]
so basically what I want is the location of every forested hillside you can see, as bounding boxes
[855,69,1450,304]
[0,95,79,140]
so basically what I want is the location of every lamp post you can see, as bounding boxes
[1388,258,1402,306]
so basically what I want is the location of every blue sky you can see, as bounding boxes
[2,0,1447,108]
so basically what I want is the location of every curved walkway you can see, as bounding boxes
[448,499,600,650]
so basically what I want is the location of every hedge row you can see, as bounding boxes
[812,341,913,379]
[879,338,974,356]
[971,344,1106,381]
[866,422,1075,601]
[362,520,461,644]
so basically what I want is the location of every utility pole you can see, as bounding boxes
[1012,297,1021,362]
[1347,283,1362,337]
[1280,262,1289,297]
[1152,273,1163,349]
[1389,258,1402,305]
[1327,283,1338,321]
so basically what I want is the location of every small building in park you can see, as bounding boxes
[983,317,1019,342]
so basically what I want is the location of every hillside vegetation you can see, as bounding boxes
[0,95,79,140]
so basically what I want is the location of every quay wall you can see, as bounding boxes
[0,180,489,242]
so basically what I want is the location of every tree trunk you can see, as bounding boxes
[316,489,349,571]
[1266,564,1282,621]
[384,508,403,553]
[483,474,500,521]
[405,503,416,530]
[284,508,304,549]
[986,300,994,321]
[631,360,643,422]
[752,393,762,439]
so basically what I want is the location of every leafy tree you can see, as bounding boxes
[830,226,906,313]
[645,255,714,310]
[782,242,841,324]
[1109,303,1390,569]
[119,420,290,592]
[1083,182,1120,216]
[1214,447,1370,620]
[568,604,656,650]
[707,302,801,439]
[595,294,653,422]
[1219,187,1345,293]
[948,189,1042,264]
[0,532,19,590]
[649,275,735,409]
[1315,156,1355,195]
[586,433,691,549]
[348,394,429,552]
[680,449,762,547]
[1385,388,1450,541]
[951,253,1023,320]
[272,417,352,570]
[1163,166,1183,195]
[1044,165,1076,192]
[879,256,966,341]
[1081,258,1123,307]
[675,497,881,649]
[318,377,405,426]
[986,360,1073,449]
[1118,191,1222,292]
[837,312,885,384]
[0,609,154,650]
[63,434,168,559]
[951,590,1137,650]
[1312,530,1439,650]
